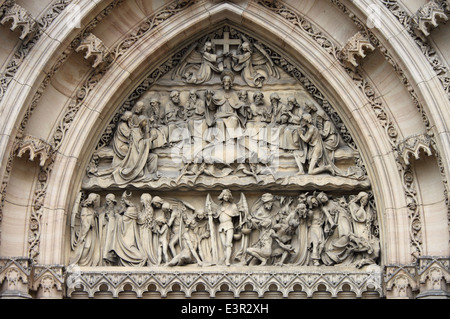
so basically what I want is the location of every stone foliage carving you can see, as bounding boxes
[381,0,450,100]
[31,265,64,299]
[384,256,450,298]
[69,190,380,269]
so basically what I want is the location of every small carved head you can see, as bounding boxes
[105,193,117,205]
[170,90,180,103]
[189,89,198,99]
[203,41,214,52]
[121,111,133,121]
[134,101,145,113]
[253,91,264,103]
[270,93,280,103]
[162,202,172,213]
[151,196,164,208]
[218,189,233,202]
[221,75,233,90]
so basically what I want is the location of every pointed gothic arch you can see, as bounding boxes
[0,0,448,299]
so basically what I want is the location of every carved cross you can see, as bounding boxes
[212,31,241,54]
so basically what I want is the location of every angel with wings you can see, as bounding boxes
[230,39,280,88]
[205,189,249,266]
[173,41,225,85]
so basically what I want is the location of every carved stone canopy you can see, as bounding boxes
[69,24,379,272]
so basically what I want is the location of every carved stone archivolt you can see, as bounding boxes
[68,25,380,280]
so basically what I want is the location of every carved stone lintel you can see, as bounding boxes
[340,32,375,67]
[411,1,448,39]
[397,133,434,166]
[65,266,383,298]
[0,2,37,41]
[15,135,53,167]
[75,33,110,68]
[0,257,32,299]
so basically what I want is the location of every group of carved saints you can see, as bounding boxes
[72,26,379,269]
[87,76,360,185]
[70,189,380,268]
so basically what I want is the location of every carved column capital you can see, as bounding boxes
[31,265,64,299]
[0,257,32,299]
[0,1,37,42]
[384,264,418,299]
[384,257,450,299]
[75,33,110,68]
[411,1,448,39]
[339,32,375,67]
[15,135,53,167]
[416,256,450,299]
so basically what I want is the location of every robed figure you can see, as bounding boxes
[70,193,102,266]
[110,191,146,267]
[113,115,158,185]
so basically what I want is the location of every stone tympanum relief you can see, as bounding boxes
[70,25,379,270]
[70,190,379,268]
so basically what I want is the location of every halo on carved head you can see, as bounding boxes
[220,69,235,83]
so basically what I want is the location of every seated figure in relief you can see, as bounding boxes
[205,72,245,141]
[176,41,225,85]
